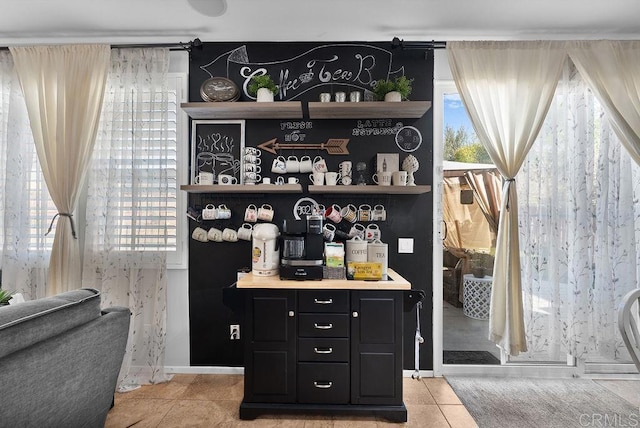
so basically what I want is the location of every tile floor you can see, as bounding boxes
[105,374,477,427]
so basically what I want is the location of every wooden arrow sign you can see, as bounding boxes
[258,138,350,155]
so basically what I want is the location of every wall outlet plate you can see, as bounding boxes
[398,238,414,254]
[230,324,240,340]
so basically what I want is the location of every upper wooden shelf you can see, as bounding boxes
[180,102,303,119]
[308,101,431,119]
[180,184,303,194]
[181,100,431,120]
[308,185,431,195]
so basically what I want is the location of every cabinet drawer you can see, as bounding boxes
[298,363,349,404]
[298,290,349,313]
[298,338,349,362]
[298,313,349,338]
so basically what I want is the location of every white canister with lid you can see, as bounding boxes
[367,239,388,279]
[345,236,368,263]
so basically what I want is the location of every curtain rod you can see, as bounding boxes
[391,37,447,50]
[0,38,203,52]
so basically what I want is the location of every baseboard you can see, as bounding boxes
[165,366,244,375]
[402,369,435,378]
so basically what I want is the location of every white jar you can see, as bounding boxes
[345,236,368,263]
[367,239,388,279]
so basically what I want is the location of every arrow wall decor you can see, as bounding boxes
[258,138,350,155]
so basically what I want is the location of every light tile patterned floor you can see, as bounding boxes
[106,374,477,427]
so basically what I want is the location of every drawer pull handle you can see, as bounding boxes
[314,381,333,389]
[313,347,333,354]
[314,323,333,329]
[314,298,333,304]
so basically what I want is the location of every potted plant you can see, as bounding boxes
[0,289,14,306]
[373,75,413,102]
[248,74,278,102]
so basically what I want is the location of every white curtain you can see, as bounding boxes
[448,41,567,355]
[517,62,640,363]
[0,51,51,300]
[569,40,640,166]
[9,45,110,296]
[82,48,171,390]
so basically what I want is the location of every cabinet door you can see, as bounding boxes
[350,290,403,405]
[244,290,296,403]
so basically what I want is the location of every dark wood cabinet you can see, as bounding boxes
[240,287,406,422]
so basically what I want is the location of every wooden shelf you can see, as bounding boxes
[308,101,431,119]
[181,101,303,119]
[180,184,303,193]
[308,185,431,195]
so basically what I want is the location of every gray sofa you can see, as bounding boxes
[0,288,130,427]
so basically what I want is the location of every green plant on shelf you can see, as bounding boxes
[247,74,278,96]
[373,75,413,100]
[0,288,14,305]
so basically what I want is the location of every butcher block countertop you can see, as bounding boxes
[237,268,411,290]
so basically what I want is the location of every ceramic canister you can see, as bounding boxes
[345,236,368,263]
[367,239,388,279]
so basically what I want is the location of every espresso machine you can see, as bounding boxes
[280,213,324,280]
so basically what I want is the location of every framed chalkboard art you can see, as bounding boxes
[190,120,245,184]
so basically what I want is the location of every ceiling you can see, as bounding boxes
[1,0,640,46]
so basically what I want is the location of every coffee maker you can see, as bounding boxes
[280,213,324,280]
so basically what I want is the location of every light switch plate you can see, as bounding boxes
[398,238,414,254]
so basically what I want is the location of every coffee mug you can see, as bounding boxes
[262,177,271,184]
[244,172,262,182]
[358,204,372,222]
[244,154,262,164]
[275,176,285,185]
[322,223,336,241]
[299,156,313,173]
[309,172,325,185]
[319,93,331,102]
[372,171,393,186]
[222,227,238,242]
[243,164,261,173]
[325,172,341,186]
[335,91,346,102]
[325,204,342,223]
[339,160,352,176]
[218,174,237,185]
[192,227,208,242]
[286,155,299,173]
[244,204,258,222]
[257,204,274,222]
[244,147,261,156]
[207,227,223,242]
[392,170,408,186]
[371,204,387,221]
[271,156,287,174]
[365,224,381,242]
[237,223,253,241]
[202,204,217,220]
[287,177,300,184]
[348,223,366,239]
[194,171,214,185]
[215,204,231,220]
[340,204,358,223]
[312,156,328,173]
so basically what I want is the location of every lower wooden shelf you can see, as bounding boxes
[180,184,303,193]
[308,185,431,194]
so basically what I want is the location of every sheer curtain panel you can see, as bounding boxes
[569,41,640,166]
[448,41,566,355]
[517,63,640,363]
[0,51,53,300]
[82,48,172,390]
[9,45,110,295]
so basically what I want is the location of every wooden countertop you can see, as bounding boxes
[237,268,411,290]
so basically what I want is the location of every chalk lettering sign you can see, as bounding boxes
[200,44,405,101]
[191,120,245,184]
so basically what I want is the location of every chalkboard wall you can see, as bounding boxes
[187,42,434,370]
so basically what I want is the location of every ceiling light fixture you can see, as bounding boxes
[187,0,228,17]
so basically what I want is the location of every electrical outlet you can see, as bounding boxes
[230,324,240,340]
[398,238,414,254]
